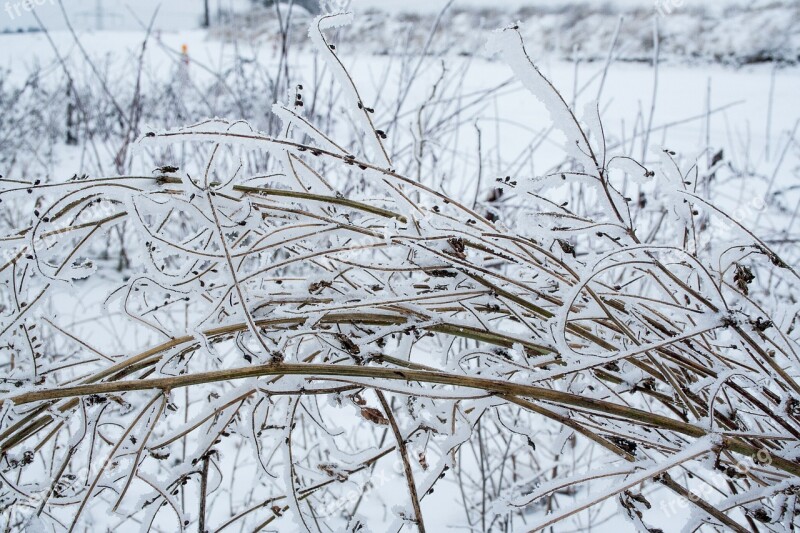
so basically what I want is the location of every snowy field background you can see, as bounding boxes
[0,1,798,532]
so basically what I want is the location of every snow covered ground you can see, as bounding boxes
[2,24,797,187]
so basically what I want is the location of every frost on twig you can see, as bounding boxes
[0,11,798,533]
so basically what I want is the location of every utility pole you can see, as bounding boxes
[203,0,210,28]
[95,0,103,30]
[76,0,117,30]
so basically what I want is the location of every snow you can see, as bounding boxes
[1,2,799,532]
[4,27,795,173]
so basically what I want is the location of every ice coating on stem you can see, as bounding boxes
[487,24,596,174]
[309,12,391,168]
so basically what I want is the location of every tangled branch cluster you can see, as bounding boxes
[0,12,798,532]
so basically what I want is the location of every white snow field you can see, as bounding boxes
[0,1,798,532]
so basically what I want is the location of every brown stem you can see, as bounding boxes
[8,362,800,478]
[376,391,426,532]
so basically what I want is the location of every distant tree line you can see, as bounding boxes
[256,0,321,14]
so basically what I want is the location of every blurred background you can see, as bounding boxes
[0,0,781,32]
